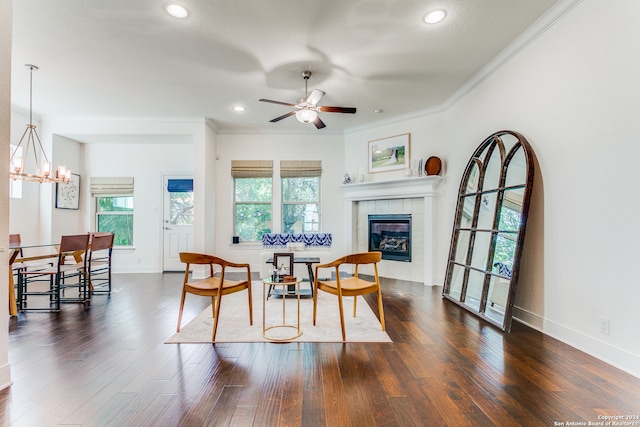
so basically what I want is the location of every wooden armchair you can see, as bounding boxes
[177,252,253,342]
[313,251,385,341]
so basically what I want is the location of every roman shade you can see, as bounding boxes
[280,160,322,178]
[167,179,193,193]
[231,160,273,178]
[90,177,134,196]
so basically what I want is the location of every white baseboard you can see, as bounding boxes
[513,306,640,379]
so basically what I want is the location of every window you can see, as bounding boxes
[90,177,135,247]
[282,177,320,233]
[167,179,194,225]
[97,196,134,246]
[9,145,22,199]
[280,160,321,233]
[231,160,273,242]
[234,178,272,241]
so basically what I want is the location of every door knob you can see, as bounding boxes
[164,227,171,230]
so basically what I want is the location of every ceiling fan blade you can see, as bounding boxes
[318,106,357,114]
[259,98,297,107]
[269,111,296,123]
[306,89,325,105]
[313,116,326,129]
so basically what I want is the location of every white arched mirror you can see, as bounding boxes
[443,130,534,332]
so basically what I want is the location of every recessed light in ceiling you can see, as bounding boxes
[233,106,245,112]
[373,109,384,114]
[166,4,189,19]
[423,10,446,24]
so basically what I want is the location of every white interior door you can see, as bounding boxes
[163,175,194,271]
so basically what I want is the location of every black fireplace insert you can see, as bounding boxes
[368,214,411,262]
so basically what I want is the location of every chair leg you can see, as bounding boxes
[247,285,253,325]
[212,295,222,342]
[337,294,346,341]
[353,295,357,317]
[377,289,386,331]
[177,290,187,332]
[312,288,318,326]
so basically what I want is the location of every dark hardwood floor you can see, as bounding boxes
[1,273,639,426]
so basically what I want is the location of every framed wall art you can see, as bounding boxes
[368,133,410,173]
[55,173,80,210]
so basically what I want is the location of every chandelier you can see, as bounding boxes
[9,64,70,184]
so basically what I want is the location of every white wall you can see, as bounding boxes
[84,141,194,272]
[51,135,85,239]
[346,0,640,377]
[215,132,345,269]
[0,0,12,391]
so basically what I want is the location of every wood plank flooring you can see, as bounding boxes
[1,273,639,426]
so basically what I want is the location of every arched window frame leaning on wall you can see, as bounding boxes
[442,130,535,332]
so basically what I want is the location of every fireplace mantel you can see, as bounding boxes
[340,176,442,201]
[341,175,443,286]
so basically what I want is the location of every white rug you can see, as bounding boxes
[165,282,391,343]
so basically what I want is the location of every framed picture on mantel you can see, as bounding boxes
[368,133,410,173]
[55,173,80,210]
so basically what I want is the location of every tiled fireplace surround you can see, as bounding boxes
[341,176,442,285]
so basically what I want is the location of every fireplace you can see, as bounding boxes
[368,214,412,262]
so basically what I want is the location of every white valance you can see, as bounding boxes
[90,177,134,196]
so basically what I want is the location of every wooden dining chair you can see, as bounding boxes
[313,251,385,341]
[86,232,115,295]
[177,252,253,342]
[17,233,90,312]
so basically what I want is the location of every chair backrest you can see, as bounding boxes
[339,251,382,279]
[59,234,90,253]
[9,233,21,248]
[342,251,382,265]
[273,252,294,276]
[90,232,114,252]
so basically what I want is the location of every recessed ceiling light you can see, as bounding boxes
[373,109,384,114]
[166,4,189,19]
[424,10,446,24]
[233,106,245,112]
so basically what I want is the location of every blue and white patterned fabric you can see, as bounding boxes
[493,262,512,278]
[262,233,332,248]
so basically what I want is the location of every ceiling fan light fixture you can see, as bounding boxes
[424,9,446,24]
[295,109,318,124]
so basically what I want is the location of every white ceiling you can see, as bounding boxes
[11,0,560,137]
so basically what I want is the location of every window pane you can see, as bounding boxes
[282,203,319,233]
[235,178,272,202]
[98,214,133,246]
[97,196,134,246]
[235,204,271,241]
[282,178,319,202]
[170,192,194,225]
[97,196,134,213]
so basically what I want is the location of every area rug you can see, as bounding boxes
[165,283,391,343]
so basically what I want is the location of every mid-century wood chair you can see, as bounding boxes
[86,232,115,295]
[177,252,253,342]
[313,251,385,341]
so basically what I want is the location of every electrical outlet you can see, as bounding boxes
[136,257,142,264]
[599,316,610,336]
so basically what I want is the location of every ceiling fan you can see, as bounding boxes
[259,71,356,129]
